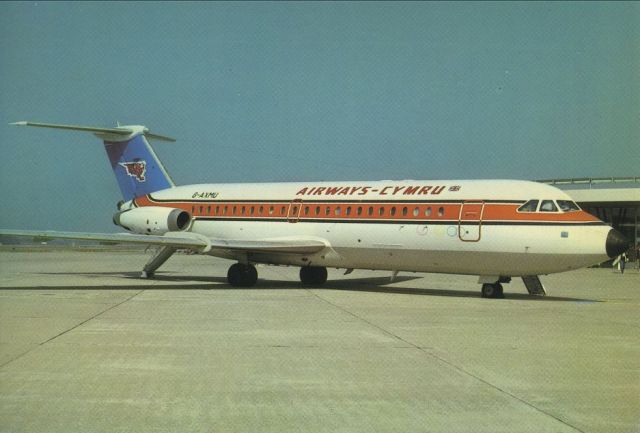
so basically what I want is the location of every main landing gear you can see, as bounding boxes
[481,283,504,299]
[300,266,328,285]
[227,263,258,287]
[479,276,510,299]
[225,263,329,287]
[479,276,547,298]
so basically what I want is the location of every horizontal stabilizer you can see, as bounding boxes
[144,132,176,142]
[10,121,132,135]
[9,121,176,142]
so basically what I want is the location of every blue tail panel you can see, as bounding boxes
[104,135,174,201]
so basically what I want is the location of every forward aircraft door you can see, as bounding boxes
[458,201,484,242]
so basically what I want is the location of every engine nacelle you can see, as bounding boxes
[113,206,191,235]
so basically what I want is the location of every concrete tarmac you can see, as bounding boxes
[0,250,638,433]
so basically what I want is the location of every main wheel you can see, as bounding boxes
[481,283,503,298]
[300,266,328,285]
[227,263,258,287]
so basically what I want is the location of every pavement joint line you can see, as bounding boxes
[306,288,586,433]
[0,289,145,370]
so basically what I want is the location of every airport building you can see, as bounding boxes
[539,176,640,250]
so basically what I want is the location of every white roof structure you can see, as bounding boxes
[538,177,640,206]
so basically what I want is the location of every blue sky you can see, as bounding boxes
[1,2,638,231]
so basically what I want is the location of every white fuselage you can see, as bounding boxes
[127,179,611,277]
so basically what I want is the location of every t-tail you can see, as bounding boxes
[10,121,176,201]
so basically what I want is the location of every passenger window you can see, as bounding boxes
[315,206,321,215]
[223,206,228,215]
[557,200,580,212]
[346,207,352,216]
[304,206,309,215]
[232,206,237,215]
[517,200,539,213]
[402,207,408,216]
[325,206,331,216]
[259,206,263,215]
[379,207,385,216]
[207,206,211,214]
[335,207,341,216]
[425,207,432,217]
[199,206,204,214]
[413,207,419,217]
[281,206,286,215]
[269,206,274,215]
[368,207,374,216]
[241,206,246,215]
[357,207,363,216]
[438,207,444,217]
[539,200,558,212]
[390,207,396,216]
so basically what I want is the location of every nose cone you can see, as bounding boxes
[606,229,629,258]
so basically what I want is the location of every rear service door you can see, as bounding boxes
[458,201,484,242]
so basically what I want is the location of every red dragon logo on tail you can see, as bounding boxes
[119,160,147,182]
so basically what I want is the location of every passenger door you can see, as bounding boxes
[287,199,303,223]
[458,201,484,242]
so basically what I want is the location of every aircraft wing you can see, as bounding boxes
[206,238,327,254]
[0,229,208,249]
[0,230,327,255]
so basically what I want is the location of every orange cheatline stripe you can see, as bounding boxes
[135,195,600,224]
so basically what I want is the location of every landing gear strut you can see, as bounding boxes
[227,263,258,287]
[140,246,177,279]
[481,283,504,299]
[300,266,328,285]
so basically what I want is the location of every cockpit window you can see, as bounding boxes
[557,200,580,212]
[539,200,558,212]
[517,200,539,213]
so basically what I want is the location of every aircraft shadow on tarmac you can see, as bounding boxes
[15,271,599,302]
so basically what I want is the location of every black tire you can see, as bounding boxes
[227,263,258,287]
[227,263,242,287]
[481,283,503,299]
[245,264,258,287]
[300,266,328,285]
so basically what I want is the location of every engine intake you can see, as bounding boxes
[113,206,191,235]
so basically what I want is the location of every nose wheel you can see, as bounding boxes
[481,283,504,299]
[227,263,258,287]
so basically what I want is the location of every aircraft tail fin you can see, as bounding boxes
[10,121,176,201]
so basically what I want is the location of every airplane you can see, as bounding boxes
[1,121,629,298]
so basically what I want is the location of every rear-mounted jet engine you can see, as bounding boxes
[113,206,191,235]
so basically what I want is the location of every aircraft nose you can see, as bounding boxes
[606,229,629,258]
